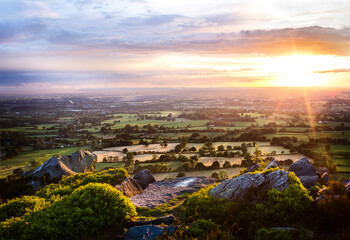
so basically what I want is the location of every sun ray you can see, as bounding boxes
[302,88,316,139]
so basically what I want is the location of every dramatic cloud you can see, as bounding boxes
[0,0,350,93]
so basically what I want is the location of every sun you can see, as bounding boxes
[264,55,331,87]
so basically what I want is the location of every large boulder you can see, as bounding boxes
[133,169,156,189]
[209,170,289,202]
[264,170,290,190]
[125,225,177,240]
[115,177,143,197]
[131,177,215,208]
[298,175,320,188]
[28,150,97,184]
[317,167,330,185]
[289,158,316,177]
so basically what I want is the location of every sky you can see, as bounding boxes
[0,0,350,94]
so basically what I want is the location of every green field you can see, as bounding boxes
[95,162,125,172]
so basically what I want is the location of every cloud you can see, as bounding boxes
[47,25,349,57]
[313,68,350,74]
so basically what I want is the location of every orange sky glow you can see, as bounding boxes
[1,0,350,94]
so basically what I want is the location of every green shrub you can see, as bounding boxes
[324,181,346,196]
[0,196,49,222]
[184,219,219,238]
[183,184,251,229]
[316,195,350,235]
[173,219,234,240]
[36,168,128,200]
[308,184,321,197]
[0,217,26,240]
[0,183,136,240]
[255,227,314,240]
[255,228,292,240]
[256,172,313,226]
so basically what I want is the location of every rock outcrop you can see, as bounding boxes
[264,159,278,170]
[115,177,143,197]
[288,158,320,188]
[247,163,260,172]
[298,175,320,188]
[289,158,317,177]
[125,225,177,240]
[131,176,215,208]
[209,170,289,202]
[133,169,156,189]
[28,150,97,187]
[317,167,330,185]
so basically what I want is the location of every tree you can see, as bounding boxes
[195,162,206,170]
[122,148,128,153]
[190,146,197,152]
[211,172,219,179]
[241,143,248,154]
[218,171,229,180]
[223,161,231,168]
[218,145,225,151]
[211,161,220,169]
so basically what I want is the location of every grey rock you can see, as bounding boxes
[133,169,156,190]
[264,160,278,170]
[28,150,96,182]
[344,179,350,193]
[133,215,175,226]
[131,177,215,208]
[209,170,289,202]
[115,177,143,197]
[209,173,265,201]
[289,158,316,177]
[247,163,260,172]
[317,167,330,185]
[298,175,320,188]
[125,225,177,240]
[265,170,290,190]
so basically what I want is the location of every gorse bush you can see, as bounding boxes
[0,183,136,240]
[0,196,49,222]
[36,168,128,200]
[185,219,219,237]
[256,172,313,225]
[183,183,253,233]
